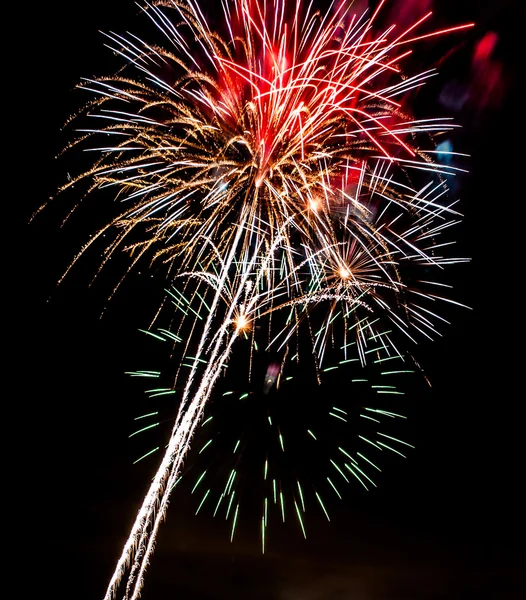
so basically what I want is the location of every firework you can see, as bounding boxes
[130,333,418,554]
[53,0,472,597]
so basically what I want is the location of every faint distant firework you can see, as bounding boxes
[52,0,472,597]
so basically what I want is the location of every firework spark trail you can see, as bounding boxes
[110,207,301,599]
[105,208,253,599]
[53,1,474,597]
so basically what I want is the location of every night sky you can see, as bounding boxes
[21,1,523,599]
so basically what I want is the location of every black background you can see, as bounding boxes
[19,1,523,598]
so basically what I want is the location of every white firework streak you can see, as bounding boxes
[105,206,299,599]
